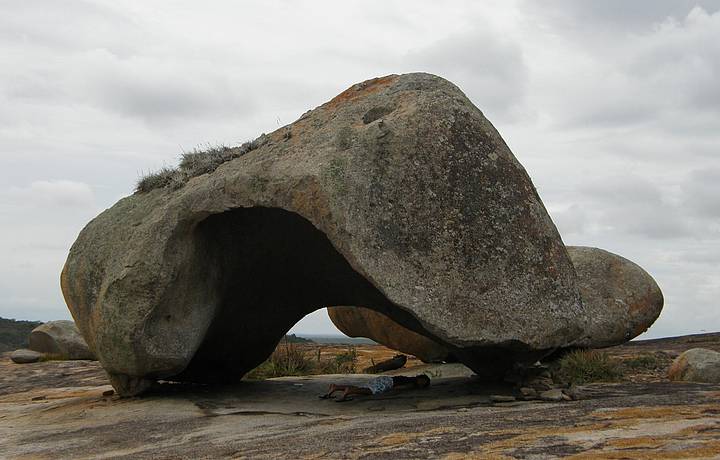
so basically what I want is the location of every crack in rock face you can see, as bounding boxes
[60,73,660,396]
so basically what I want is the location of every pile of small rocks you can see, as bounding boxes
[490,365,579,404]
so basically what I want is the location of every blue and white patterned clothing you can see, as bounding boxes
[366,376,394,394]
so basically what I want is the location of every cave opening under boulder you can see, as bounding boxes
[174,206,435,382]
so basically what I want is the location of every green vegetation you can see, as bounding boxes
[320,347,358,374]
[0,317,42,353]
[245,341,358,380]
[135,138,263,194]
[245,340,315,379]
[551,349,622,385]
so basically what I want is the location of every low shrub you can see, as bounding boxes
[620,353,668,372]
[245,344,359,379]
[318,347,358,374]
[552,349,622,385]
[245,340,314,380]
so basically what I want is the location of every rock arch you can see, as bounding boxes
[61,73,601,396]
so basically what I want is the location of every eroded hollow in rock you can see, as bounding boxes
[174,206,435,382]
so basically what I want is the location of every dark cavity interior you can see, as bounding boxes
[174,207,432,383]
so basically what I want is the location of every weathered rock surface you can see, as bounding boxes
[10,349,43,364]
[1,347,719,460]
[62,73,587,395]
[29,320,95,360]
[568,246,664,348]
[328,306,453,363]
[328,246,663,358]
[668,348,720,383]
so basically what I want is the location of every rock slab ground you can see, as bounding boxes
[1,334,719,459]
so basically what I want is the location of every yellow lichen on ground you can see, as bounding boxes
[442,452,513,460]
[377,427,457,447]
[444,405,720,459]
[591,404,716,421]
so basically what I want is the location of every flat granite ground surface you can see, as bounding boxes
[1,336,720,459]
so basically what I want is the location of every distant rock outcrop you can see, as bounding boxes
[28,320,95,361]
[668,348,720,383]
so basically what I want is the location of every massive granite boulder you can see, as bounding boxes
[62,73,587,396]
[328,306,453,363]
[29,320,96,360]
[328,247,663,358]
[568,246,663,348]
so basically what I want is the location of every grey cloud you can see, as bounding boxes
[681,168,720,218]
[90,71,254,121]
[0,0,140,55]
[525,0,720,32]
[670,248,720,265]
[405,30,528,120]
[549,204,588,236]
[553,168,720,243]
[574,175,692,239]
[537,6,720,133]
[2,180,95,209]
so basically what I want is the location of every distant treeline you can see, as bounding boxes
[284,333,313,344]
[0,317,42,353]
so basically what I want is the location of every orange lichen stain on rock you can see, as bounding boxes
[324,75,399,110]
[377,432,415,446]
[475,423,613,457]
[566,440,720,460]
[606,435,669,449]
[443,452,513,460]
[591,405,710,421]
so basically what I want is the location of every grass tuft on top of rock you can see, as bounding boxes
[135,137,264,194]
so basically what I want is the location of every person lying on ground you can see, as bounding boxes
[320,374,430,402]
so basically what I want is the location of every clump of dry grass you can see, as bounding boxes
[135,138,263,194]
[135,167,182,194]
[552,349,622,385]
[317,347,358,374]
[245,340,315,379]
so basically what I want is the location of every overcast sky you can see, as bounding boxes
[1,0,718,339]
